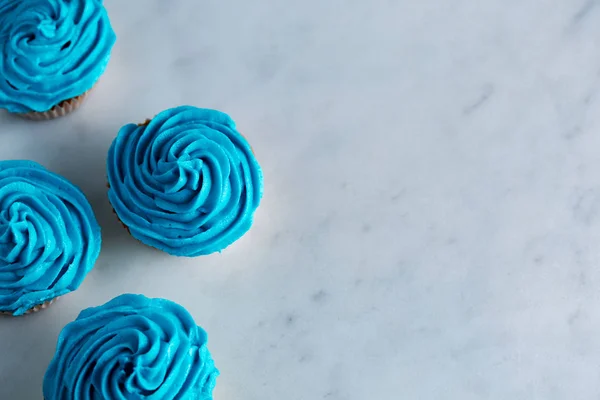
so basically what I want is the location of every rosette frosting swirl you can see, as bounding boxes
[107,106,264,257]
[0,160,101,315]
[43,294,220,400]
[0,0,116,113]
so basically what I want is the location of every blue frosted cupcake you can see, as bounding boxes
[107,106,264,257]
[0,161,101,316]
[43,294,220,400]
[0,0,116,120]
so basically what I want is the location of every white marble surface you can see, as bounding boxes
[2,0,600,398]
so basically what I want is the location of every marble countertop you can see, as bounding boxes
[1,0,599,398]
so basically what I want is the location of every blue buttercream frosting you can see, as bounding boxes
[107,106,264,257]
[0,0,116,113]
[0,160,101,315]
[43,294,220,400]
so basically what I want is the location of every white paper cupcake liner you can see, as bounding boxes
[18,88,93,121]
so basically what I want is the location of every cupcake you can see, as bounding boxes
[43,294,220,399]
[107,106,264,257]
[0,160,101,316]
[0,0,116,120]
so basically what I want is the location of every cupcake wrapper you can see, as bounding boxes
[0,297,58,317]
[113,207,131,234]
[106,182,131,234]
[18,88,93,121]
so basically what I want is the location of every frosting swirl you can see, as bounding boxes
[0,0,116,113]
[43,294,220,400]
[107,106,264,257]
[0,160,101,315]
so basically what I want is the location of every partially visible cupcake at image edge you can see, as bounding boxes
[0,0,116,120]
[43,293,220,400]
[0,160,101,316]
[107,106,264,257]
